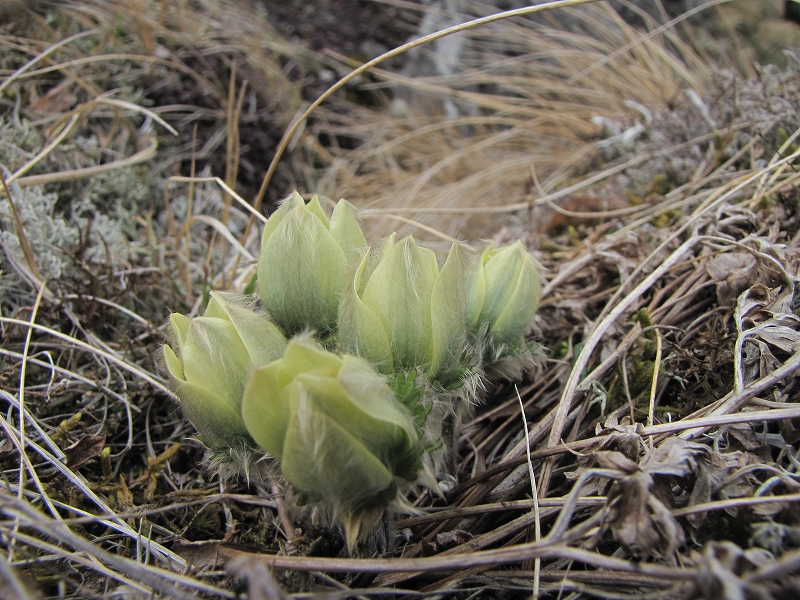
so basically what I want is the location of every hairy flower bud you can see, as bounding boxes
[466,241,541,349]
[338,234,467,384]
[241,336,420,548]
[257,192,366,335]
[163,291,287,448]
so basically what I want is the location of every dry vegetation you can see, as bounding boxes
[1,0,800,598]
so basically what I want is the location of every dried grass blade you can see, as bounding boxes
[0,171,41,280]
[517,385,541,598]
[219,541,694,578]
[643,406,800,437]
[0,417,184,568]
[0,317,172,395]
[168,176,268,224]
[186,215,255,261]
[0,29,98,95]
[96,97,179,136]
[541,234,698,495]
[15,137,158,187]
[16,281,47,502]
[566,0,730,86]
[244,0,602,240]
[6,114,80,184]
[0,493,208,599]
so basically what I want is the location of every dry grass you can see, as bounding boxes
[1,0,800,598]
[299,0,726,243]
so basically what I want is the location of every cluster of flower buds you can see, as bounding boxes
[163,192,541,549]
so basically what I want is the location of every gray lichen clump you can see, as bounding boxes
[0,118,161,312]
[592,51,800,209]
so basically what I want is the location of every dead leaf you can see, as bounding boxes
[734,284,776,325]
[643,437,707,478]
[28,80,77,117]
[693,541,775,600]
[745,317,800,353]
[596,414,643,461]
[64,435,105,470]
[606,470,661,552]
[593,450,639,473]
[751,521,800,555]
[725,423,766,452]
[599,469,684,557]
[0,438,16,460]
[422,530,475,556]
[707,251,757,307]
[695,542,747,600]
[690,450,754,526]
[434,530,473,551]
[751,500,789,517]
[723,423,774,463]
[588,450,685,557]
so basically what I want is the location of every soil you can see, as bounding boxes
[141,0,423,209]
[254,0,421,58]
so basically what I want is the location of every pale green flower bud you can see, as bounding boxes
[241,337,421,546]
[163,291,287,448]
[258,192,367,335]
[466,241,541,348]
[338,234,468,383]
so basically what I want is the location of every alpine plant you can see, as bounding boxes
[163,192,542,551]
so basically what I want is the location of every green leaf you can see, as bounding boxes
[389,370,431,432]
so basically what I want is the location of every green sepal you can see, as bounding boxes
[429,243,468,382]
[389,370,431,434]
[338,252,394,373]
[329,199,367,263]
[281,392,399,514]
[361,234,439,370]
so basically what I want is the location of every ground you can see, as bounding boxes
[1,1,800,599]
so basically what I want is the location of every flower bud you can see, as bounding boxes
[257,192,367,335]
[338,234,468,384]
[241,336,420,548]
[163,291,287,448]
[466,241,541,349]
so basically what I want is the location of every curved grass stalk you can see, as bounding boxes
[0,29,99,95]
[15,137,158,188]
[243,0,602,240]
